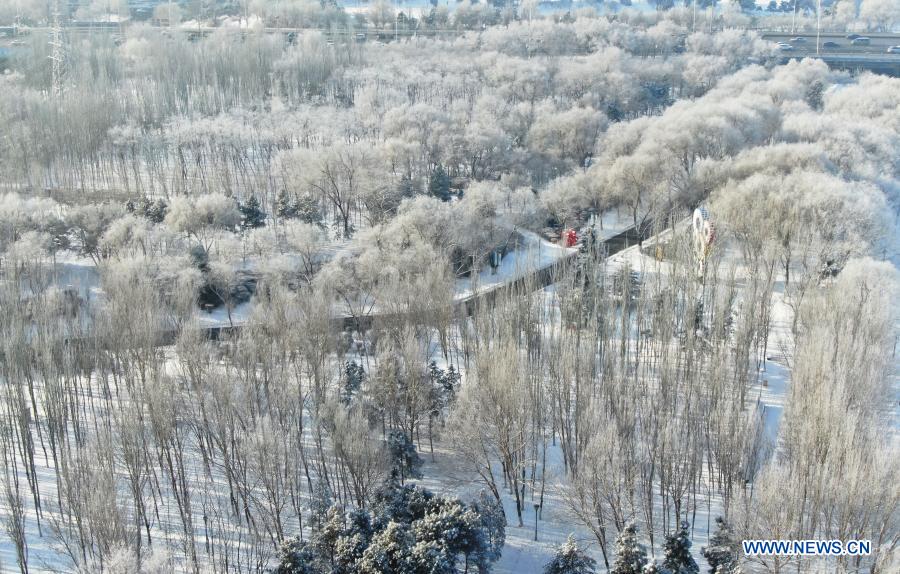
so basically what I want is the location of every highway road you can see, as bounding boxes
[760,31,900,56]
[760,32,900,75]
[4,25,899,76]
[5,25,899,55]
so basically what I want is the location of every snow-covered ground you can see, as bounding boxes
[454,228,576,300]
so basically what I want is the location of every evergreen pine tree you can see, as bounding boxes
[387,429,424,482]
[341,361,366,405]
[428,362,461,415]
[312,504,345,568]
[410,540,456,574]
[357,521,415,574]
[412,498,471,568]
[239,195,266,229]
[190,244,210,272]
[544,534,597,574]
[333,508,375,574]
[398,173,416,199]
[642,562,666,574]
[611,523,648,574]
[282,479,506,574]
[805,80,825,111]
[146,198,168,223]
[428,361,444,420]
[276,189,298,219]
[428,165,452,201]
[701,517,738,574]
[662,521,698,574]
[443,365,460,396]
[309,481,333,532]
[46,217,71,251]
[472,490,506,569]
[295,192,323,226]
[346,507,374,538]
[137,197,153,217]
[371,474,433,526]
[127,197,147,217]
[273,537,320,574]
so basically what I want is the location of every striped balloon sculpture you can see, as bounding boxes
[692,207,715,277]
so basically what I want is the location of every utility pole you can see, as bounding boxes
[49,0,65,97]
[691,0,697,33]
[816,0,822,55]
[791,0,798,34]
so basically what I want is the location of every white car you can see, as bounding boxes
[887,46,900,54]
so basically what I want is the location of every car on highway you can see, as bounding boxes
[790,37,806,43]
[851,37,871,46]
[846,33,861,40]
[823,41,840,49]
[778,43,794,51]
[888,46,900,54]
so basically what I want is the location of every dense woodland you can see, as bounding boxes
[0,3,898,574]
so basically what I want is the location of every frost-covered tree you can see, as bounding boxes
[128,197,169,224]
[540,174,594,230]
[527,104,606,169]
[357,521,414,574]
[611,523,648,574]
[276,220,325,284]
[472,490,506,570]
[274,190,323,228]
[428,165,452,202]
[341,361,366,405]
[274,538,320,574]
[165,193,241,253]
[448,339,532,527]
[311,505,346,568]
[413,497,486,571]
[859,0,900,31]
[544,534,598,574]
[386,430,424,483]
[410,540,456,574]
[701,517,738,574]
[662,522,699,574]
[736,258,899,573]
[99,214,154,259]
[275,189,298,220]
[370,476,433,526]
[280,143,375,238]
[68,203,126,263]
[239,195,266,230]
[334,508,375,574]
